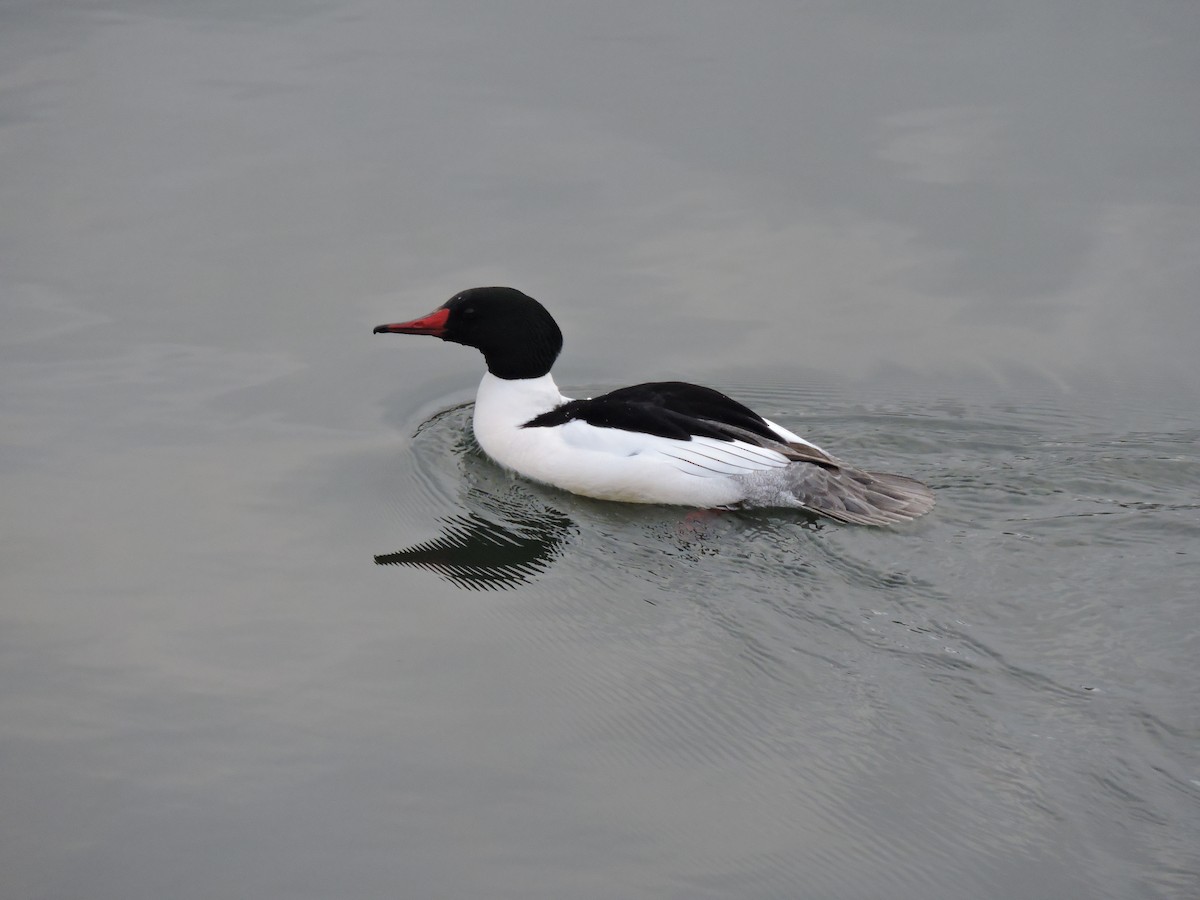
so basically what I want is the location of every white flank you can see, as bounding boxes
[470,373,826,507]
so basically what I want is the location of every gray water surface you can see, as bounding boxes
[3,2,1199,899]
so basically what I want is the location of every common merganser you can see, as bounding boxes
[375,287,934,525]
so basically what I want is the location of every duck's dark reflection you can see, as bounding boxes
[375,502,574,590]
[376,404,577,590]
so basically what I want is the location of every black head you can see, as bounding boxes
[374,287,563,380]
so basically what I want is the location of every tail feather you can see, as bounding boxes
[789,466,935,526]
[695,418,934,526]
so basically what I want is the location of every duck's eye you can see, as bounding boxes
[462,307,477,318]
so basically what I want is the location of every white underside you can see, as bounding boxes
[471,373,827,507]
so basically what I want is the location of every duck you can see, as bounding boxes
[374,287,934,525]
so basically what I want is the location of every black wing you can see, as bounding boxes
[522,381,783,443]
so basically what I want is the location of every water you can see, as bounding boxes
[3,2,1199,898]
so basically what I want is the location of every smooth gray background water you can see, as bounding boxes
[3,2,1198,898]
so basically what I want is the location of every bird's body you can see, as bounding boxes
[375,287,934,525]
[475,374,826,507]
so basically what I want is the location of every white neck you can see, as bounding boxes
[471,372,569,468]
